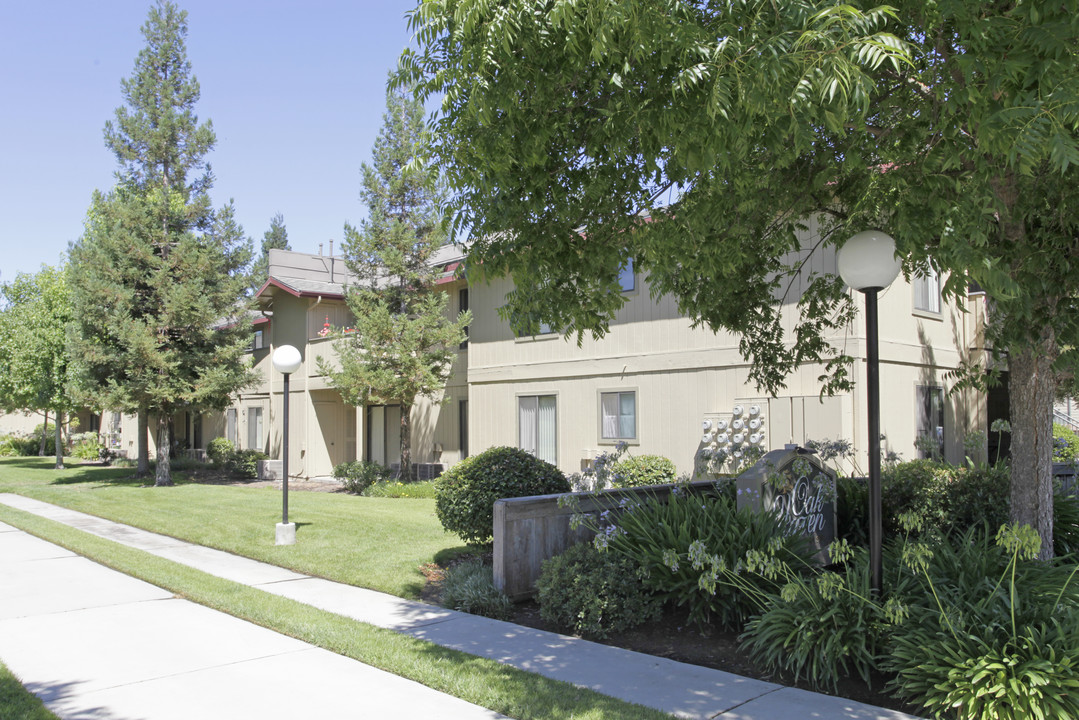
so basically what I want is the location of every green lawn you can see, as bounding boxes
[0,457,472,599]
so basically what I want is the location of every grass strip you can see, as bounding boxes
[0,505,671,720]
[0,661,62,720]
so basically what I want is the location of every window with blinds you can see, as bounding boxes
[519,395,557,465]
[914,268,941,314]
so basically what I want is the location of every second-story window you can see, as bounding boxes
[914,267,941,314]
[459,288,469,349]
[619,258,636,293]
[253,328,264,350]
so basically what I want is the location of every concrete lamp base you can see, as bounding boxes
[275,522,296,546]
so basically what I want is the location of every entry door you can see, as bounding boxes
[314,400,345,470]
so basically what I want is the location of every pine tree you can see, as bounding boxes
[69,1,255,486]
[249,213,290,292]
[320,82,469,482]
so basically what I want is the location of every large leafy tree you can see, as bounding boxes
[69,0,255,486]
[249,212,291,292]
[320,82,470,482]
[0,264,76,469]
[402,0,1079,558]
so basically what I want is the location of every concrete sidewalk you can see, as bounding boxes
[0,494,922,720]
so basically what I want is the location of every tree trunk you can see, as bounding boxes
[1008,331,1057,560]
[400,402,412,483]
[54,410,64,470]
[38,410,48,456]
[136,410,150,477]
[155,415,173,487]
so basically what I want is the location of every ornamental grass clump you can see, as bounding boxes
[439,558,513,620]
[435,446,569,546]
[572,483,814,630]
[885,521,1079,720]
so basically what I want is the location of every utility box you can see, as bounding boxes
[736,445,836,563]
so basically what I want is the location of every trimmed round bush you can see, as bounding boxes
[609,454,677,488]
[435,446,570,546]
[537,541,662,639]
[207,437,235,465]
[332,460,391,494]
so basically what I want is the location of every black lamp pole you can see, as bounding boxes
[864,288,883,595]
[281,370,290,526]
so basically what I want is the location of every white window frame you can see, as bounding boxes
[599,390,638,443]
[913,267,942,315]
[247,406,263,452]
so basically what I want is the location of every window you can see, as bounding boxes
[459,399,469,459]
[226,408,238,445]
[252,329,264,350]
[247,407,263,452]
[600,391,637,440]
[916,386,945,459]
[619,259,636,292]
[519,395,557,465]
[914,267,941,313]
[459,288,469,349]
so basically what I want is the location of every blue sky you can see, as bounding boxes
[0,0,420,281]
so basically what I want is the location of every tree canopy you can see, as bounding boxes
[402,0,1079,556]
[69,0,255,486]
[250,212,291,291]
[0,263,76,468]
[321,82,469,482]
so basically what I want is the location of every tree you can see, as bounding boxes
[402,0,1079,558]
[249,213,290,292]
[319,82,470,482]
[0,264,76,469]
[68,1,255,487]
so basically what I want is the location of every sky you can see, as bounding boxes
[0,0,421,281]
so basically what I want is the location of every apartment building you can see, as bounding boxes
[96,222,986,480]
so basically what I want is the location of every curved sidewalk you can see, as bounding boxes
[0,494,923,720]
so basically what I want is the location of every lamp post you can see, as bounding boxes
[272,344,302,545]
[837,230,901,595]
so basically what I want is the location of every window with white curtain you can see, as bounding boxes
[600,391,637,440]
[914,267,941,313]
[247,407,263,452]
[519,395,557,465]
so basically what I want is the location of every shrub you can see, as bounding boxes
[943,462,1010,533]
[439,559,513,620]
[609,454,677,488]
[835,474,868,545]
[536,541,662,639]
[881,459,951,536]
[435,446,569,546]
[207,437,235,465]
[1055,488,1079,557]
[227,449,266,478]
[1055,423,1079,463]
[586,486,814,630]
[69,432,103,460]
[880,459,1010,539]
[332,460,391,494]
